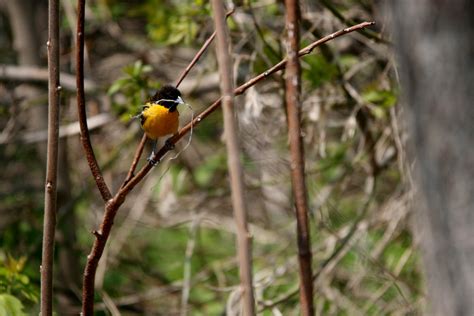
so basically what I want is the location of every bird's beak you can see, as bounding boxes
[176,96,185,104]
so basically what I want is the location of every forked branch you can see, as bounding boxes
[79,18,374,314]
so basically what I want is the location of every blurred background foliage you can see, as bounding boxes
[0,0,423,314]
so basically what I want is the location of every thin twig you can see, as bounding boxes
[212,1,255,314]
[319,0,388,44]
[41,0,60,314]
[76,0,112,202]
[175,9,235,88]
[284,0,314,314]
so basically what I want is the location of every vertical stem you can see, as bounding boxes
[211,1,255,315]
[284,0,314,314]
[41,0,60,314]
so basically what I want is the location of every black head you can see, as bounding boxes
[151,85,183,112]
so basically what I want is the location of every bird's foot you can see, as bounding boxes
[147,152,160,166]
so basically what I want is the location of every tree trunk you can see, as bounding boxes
[387,1,474,315]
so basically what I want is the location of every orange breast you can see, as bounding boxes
[141,104,179,140]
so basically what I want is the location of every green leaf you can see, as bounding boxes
[0,294,26,316]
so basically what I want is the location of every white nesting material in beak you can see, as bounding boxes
[176,96,185,104]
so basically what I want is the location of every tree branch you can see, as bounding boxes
[76,0,112,202]
[211,1,255,314]
[175,9,235,88]
[41,0,60,314]
[0,64,97,92]
[284,0,314,314]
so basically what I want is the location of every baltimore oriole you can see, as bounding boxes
[138,85,184,164]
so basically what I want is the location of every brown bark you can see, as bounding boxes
[284,0,314,314]
[41,0,60,314]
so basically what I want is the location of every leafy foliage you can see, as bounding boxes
[108,60,160,120]
[0,255,38,309]
[0,294,26,316]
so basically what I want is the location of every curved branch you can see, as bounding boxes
[76,0,112,202]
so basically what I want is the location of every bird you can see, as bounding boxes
[138,85,184,165]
